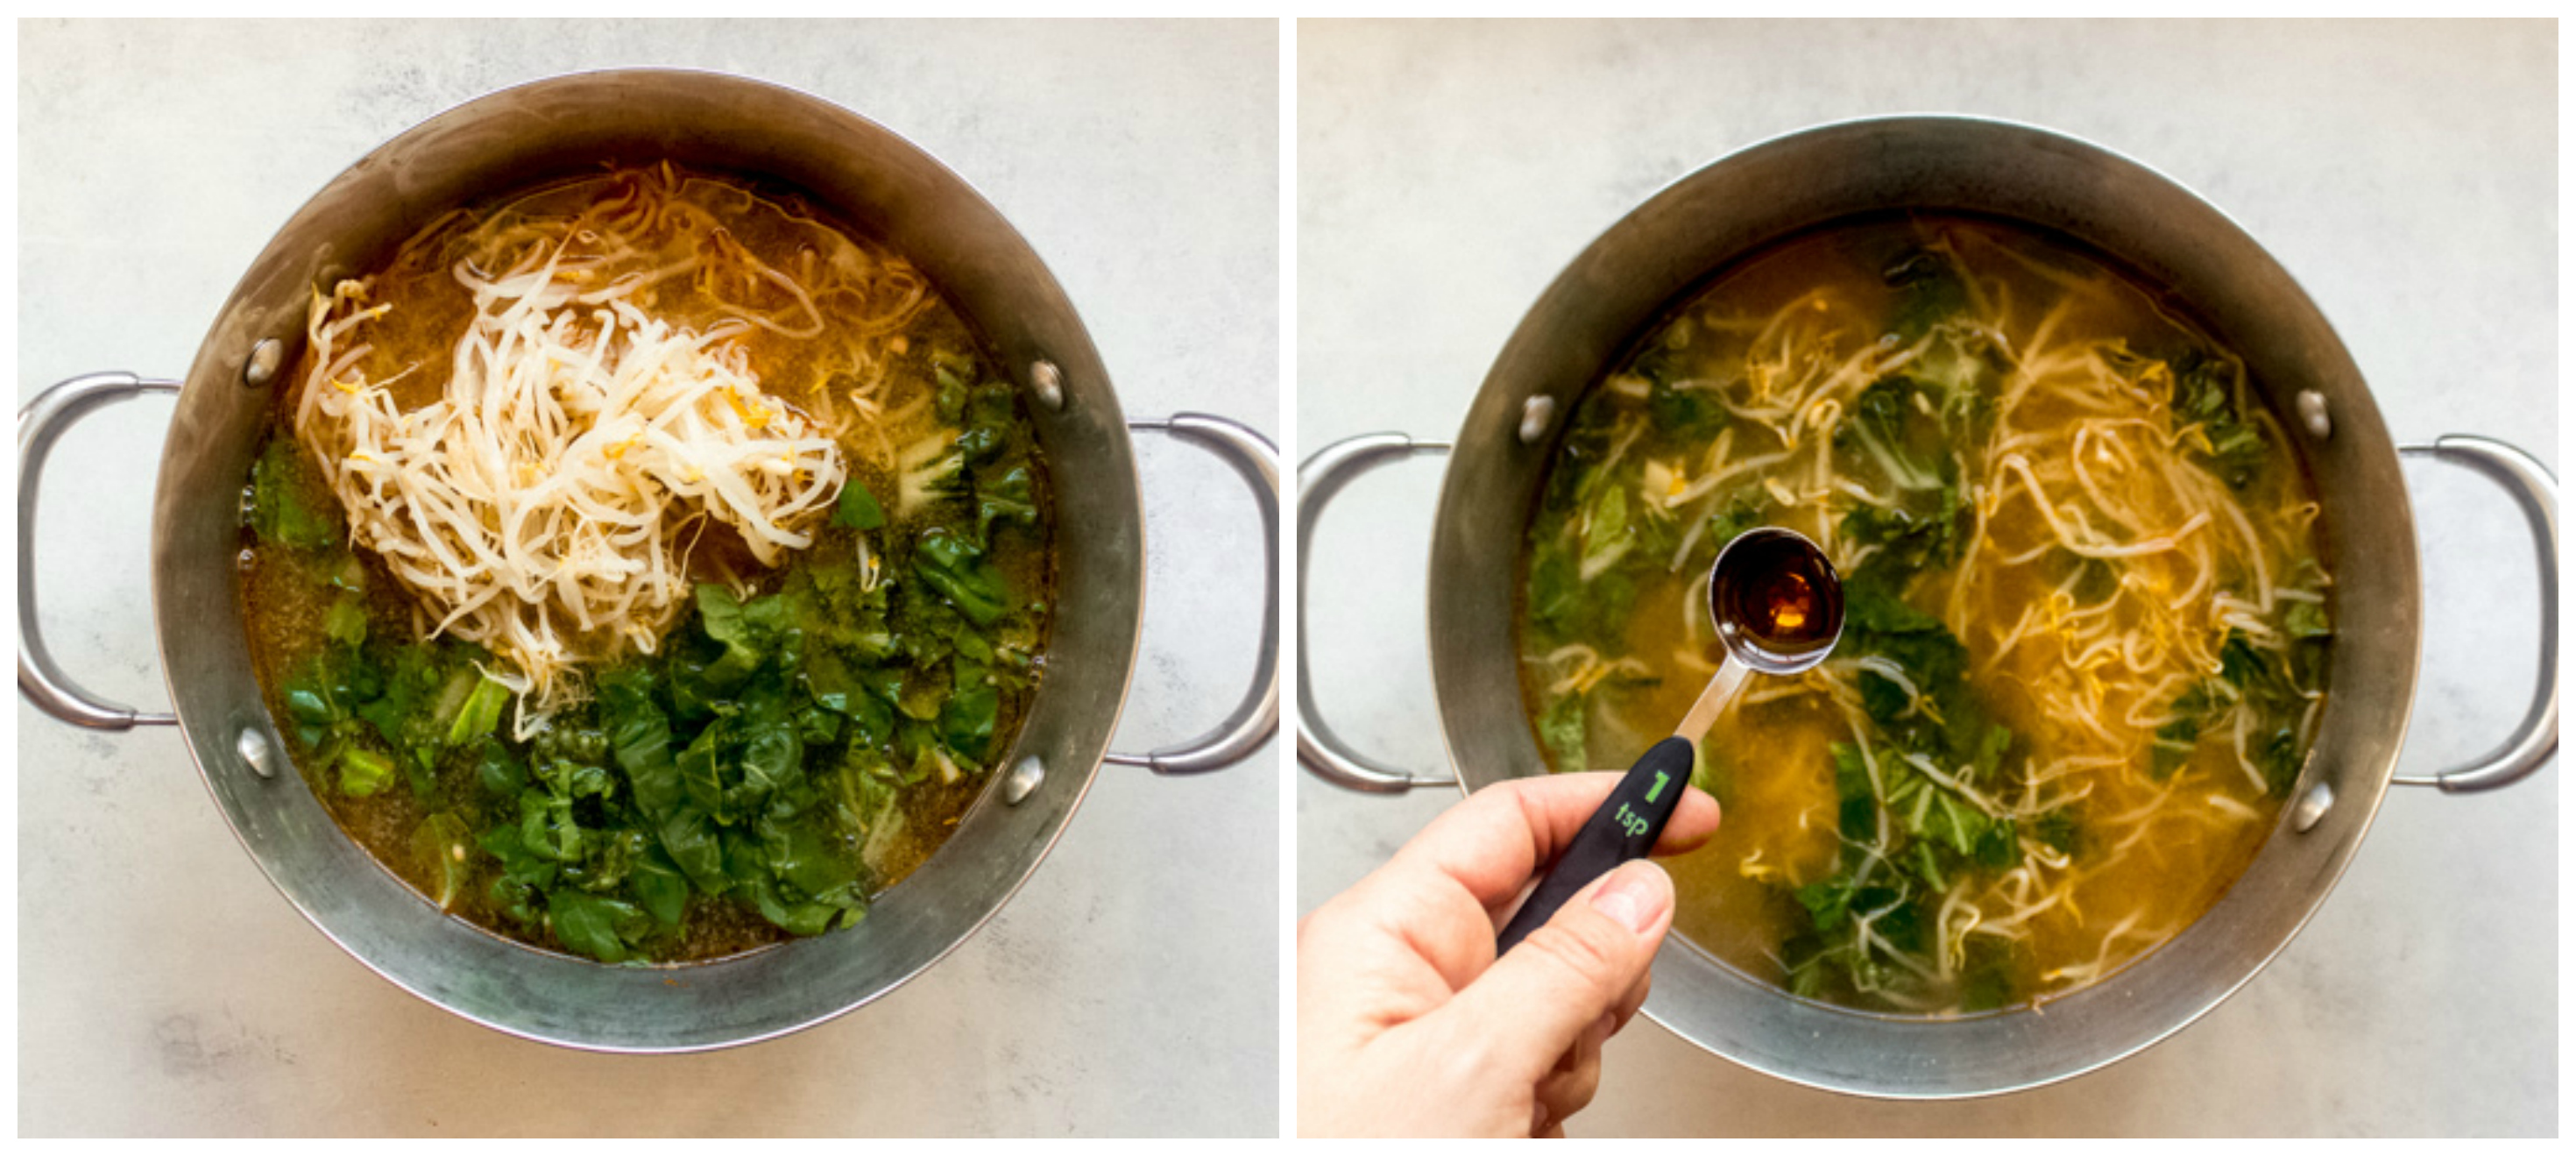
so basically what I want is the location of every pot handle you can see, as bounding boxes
[1297,433,1459,793]
[2392,435,2558,792]
[1104,414,1281,774]
[18,372,183,731]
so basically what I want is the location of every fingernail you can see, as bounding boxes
[1589,862,1668,936]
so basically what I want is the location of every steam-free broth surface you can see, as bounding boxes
[241,164,1055,964]
[1518,216,2332,1014]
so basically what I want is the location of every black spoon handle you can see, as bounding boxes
[1496,736,1695,954]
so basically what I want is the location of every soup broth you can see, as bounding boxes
[240,164,1055,964]
[1517,216,2332,1014]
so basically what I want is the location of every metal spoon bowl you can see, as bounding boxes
[1675,527,1845,743]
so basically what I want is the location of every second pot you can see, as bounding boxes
[1299,116,2555,1098]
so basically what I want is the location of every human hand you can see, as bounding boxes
[1297,772,1722,1137]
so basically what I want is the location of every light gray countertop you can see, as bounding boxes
[1297,19,2555,1137]
[18,18,1279,1137]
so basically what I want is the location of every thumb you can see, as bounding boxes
[1433,860,1675,1082]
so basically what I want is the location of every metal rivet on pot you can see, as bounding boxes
[2296,389,2332,439]
[1030,360,1065,411]
[2292,780,2333,833]
[1519,395,1556,444]
[1003,756,1045,805]
[237,727,277,779]
[244,338,284,388]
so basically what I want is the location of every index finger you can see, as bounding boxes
[1385,771,1722,914]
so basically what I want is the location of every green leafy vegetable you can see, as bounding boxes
[2033,811,2084,858]
[548,889,648,964]
[1647,379,1726,441]
[338,747,394,797]
[322,594,368,647]
[696,584,795,691]
[249,438,338,550]
[1580,484,1631,578]
[833,479,887,531]
[1839,485,1967,577]
[913,528,1011,627]
[955,381,1019,464]
[975,465,1039,542]
[1538,693,1588,775]
[940,663,1000,761]
[1882,248,1969,344]
[1835,375,1959,493]
[445,673,511,748]
[1830,741,1875,841]
[1703,492,1765,554]
[898,436,967,514]
[473,735,525,797]
[2253,726,2304,795]
[631,847,690,927]
[1840,573,1971,726]
[2169,350,2269,489]
[2148,679,2228,780]
[932,353,973,416]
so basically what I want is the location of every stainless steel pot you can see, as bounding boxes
[1298,116,2556,1098]
[17,69,1279,1053]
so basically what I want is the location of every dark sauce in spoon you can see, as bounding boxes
[1713,530,1844,663]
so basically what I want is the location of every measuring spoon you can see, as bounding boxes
[1496,527,1845,954]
